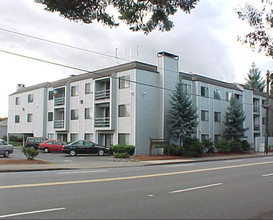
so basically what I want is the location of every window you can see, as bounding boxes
[48,91,53,100]
[225,92,232,101]
[15,115,20,123]
[214,134,221,145]
[15,97,20,105]
[70,133,78,142]
[182,84,191,95]
[214,112,221,122]
[201,134,209,141]
[118,105,130,117]
[71,86,78,96]
[85,83,91,94]
[48,133,54,139]
[84,108,92,119]
[201,86,208,97]
[119,75,130,89]
[262,117,266,125]
[27,113,33,122]
[201,110,209,121]
[28,94,33,103]
[84,133,93,141]
[48,112,53,122]
[71,109,79,120]
[214,89,221,100]
[118,134,130,145]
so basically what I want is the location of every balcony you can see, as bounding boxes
[54,120,64,129]
[54,97,65,106]
[95,89,110,100]
[95,117,110,127]
[254,124,260,131]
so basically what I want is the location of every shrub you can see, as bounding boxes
[201,139,215,154]
[22,147,39,160]
[230,140,242,153]
[113,152,130,158]
[169,144,184,156]
[241,140,250,152]
[216,140,231,153]
[183,139,204,157]
[110,144,135,156]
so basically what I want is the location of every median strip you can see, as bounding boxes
[1,161,273,189]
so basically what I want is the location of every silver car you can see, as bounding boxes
[0,139,13,157]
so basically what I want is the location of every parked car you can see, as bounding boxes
[62,140,111,156]
[0,139,13,157]
[25,137,48,149]
[38,140,64,153]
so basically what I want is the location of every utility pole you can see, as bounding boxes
[264,70,270,155]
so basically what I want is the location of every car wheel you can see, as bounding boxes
[98,149,105,156]
[70,150,76,157]
[4,150,9,158]
[44,148,49,153]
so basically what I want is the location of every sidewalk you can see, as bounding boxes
[0,152,272,172]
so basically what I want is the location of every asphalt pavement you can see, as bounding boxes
[0,147,272,172]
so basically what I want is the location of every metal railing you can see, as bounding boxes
[95,90,110,100]
[54,120,64,128]
[54,97,65,106]
[254,124,260,130]
[95,117,110,127]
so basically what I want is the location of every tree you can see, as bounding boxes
[244,62,265,92]
[168,78,198,146]
[224,96,248,141]
[237,1,273,57]
[35,0,199,34]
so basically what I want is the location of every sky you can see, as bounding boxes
[0,0,272,117]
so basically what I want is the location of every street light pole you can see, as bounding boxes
[264,70,270,155]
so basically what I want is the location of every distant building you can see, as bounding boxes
[7,52,273,154]
[0,119,7,139]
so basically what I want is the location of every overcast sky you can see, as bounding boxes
[0,0,272,117]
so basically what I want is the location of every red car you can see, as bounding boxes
[38,140,64,153]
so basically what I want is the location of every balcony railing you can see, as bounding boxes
[254,124,260,130]
[54,120,64,128]
[95,117,110,127]
[54,97,65,106]
[95,90,110,100]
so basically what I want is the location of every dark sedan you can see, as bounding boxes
[62,140,111,156]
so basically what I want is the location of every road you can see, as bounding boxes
[0,157,273,219]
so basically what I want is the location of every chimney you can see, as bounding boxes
[16,84,25,91]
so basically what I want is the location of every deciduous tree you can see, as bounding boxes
[35,0,199,34]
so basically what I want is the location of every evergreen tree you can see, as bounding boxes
[168,78,198,146]
[224,96,248,141]
[244,62,265,92]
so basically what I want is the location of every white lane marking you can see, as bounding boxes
[169,183,223,194]
[148,195,154,197]
[164,163,196,168]
[262,173,273,177]
[57,170,108,174]
[0,207,65,218]
[63,160,73,162]
[225,160,242,163]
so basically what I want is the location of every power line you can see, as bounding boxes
[0,48,268,109]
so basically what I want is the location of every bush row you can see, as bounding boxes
[167,138,251,157]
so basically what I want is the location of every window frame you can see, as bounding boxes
[214,112,221,122]
[71,109,79,120]
[201,110,209,121]
[119,75,130,89]
[118,105,130,117]
[201,86,209,97]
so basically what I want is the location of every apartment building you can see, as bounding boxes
[8,52,272,154]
